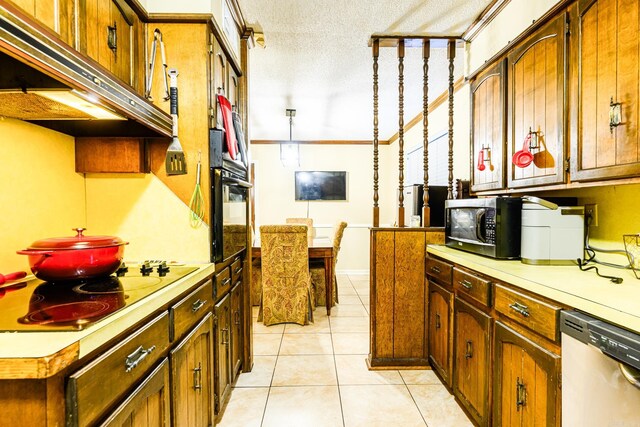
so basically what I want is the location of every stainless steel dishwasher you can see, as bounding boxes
[561,310,640,426]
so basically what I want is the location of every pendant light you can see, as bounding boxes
[281,108,300,167]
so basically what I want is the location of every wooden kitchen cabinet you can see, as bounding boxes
[507,13,567,188]
[569,0,640,181]
[428,280,453,387]
[493,321,560,427]
[453,297,491,427]
[230,281,243,382]
[8,0,74,44]
[77,0,145,91]
[214,293,232,414]
[170,313,215,427]
[100,358,171,427]
[471,59,506,192]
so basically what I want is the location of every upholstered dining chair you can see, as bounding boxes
[258,225,315,326]
[286,217,315,243]
[310,221,347,307]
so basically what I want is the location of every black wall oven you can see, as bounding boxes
[210,129,251,263]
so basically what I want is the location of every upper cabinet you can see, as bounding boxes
[9,0,74,44]
[77,0,145,92]
[570,0,640,181]
[470,59,506,192]
[507,13,568,188]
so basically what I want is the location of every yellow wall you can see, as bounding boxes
[0,119,86,273]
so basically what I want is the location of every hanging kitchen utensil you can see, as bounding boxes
[623,234,640,279]
[217,94,238,160]
[232,110,248,167]
[477,148,486,171]
[189,151,205,228]
[0,271,27,285]
[145,29,170,102]
[165,68,187,175]
[512,132,534,168]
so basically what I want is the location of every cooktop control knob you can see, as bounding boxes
[140,261,154,276]
[116,263,129,277]
[157,261,170,277]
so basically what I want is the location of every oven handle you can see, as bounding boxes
[222,176,252,188]
[619,362,640,390]
[475,208,486,243]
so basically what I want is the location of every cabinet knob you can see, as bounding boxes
[435,313,441,329]
[193,363,202,391]
[516,377,527,410]
[192,299,207,313]
[509,301,530,317]
[124,344,156,372]
[465,340,473,359]
[107,22,117,53]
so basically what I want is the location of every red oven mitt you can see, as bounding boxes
[217,95,238,160]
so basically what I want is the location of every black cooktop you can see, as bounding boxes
[0,262,197,331]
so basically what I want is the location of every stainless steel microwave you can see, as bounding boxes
[445,197,522,259]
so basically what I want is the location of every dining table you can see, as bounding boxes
[251,236,335,316]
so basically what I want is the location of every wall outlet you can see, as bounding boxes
[585,203,598,227]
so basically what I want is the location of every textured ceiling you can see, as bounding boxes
[237,0,492,141]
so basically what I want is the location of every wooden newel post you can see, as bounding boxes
[397,40,405,227]
[447,39,456,200]
[372,39,380,228]
[422,40,430,227]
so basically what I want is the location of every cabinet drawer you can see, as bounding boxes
[171,279,213,341]
[453,267,491,307]
[231,257,243,284]
[494,284,560,341]
[214,268,232,301]
[426,257,452,285]
[67,312,170,426]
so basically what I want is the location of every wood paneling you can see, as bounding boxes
[75,138,148,173]
[507,13,566,188]
[214,293,231,414]
[471,60,505,192]
[372,230,395,359]
[428,280,452,386]
[571,0,640,180]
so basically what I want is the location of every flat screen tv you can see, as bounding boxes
[295,171,347,201]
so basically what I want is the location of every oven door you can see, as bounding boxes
[211,170,251,263]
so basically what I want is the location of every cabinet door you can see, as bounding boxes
[214,294,231,413]
[170,313,214,427]
[100,359,171,427]
[570,0,640,181]
[493,322,560,427]
[10,0,74,44]
[428,281,452,387]
[453,297,491,427]
[228,67,239,112]
[507,13,567,188]
[230,281,243,381]
[471,59,506,192]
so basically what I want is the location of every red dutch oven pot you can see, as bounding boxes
[17,228,128,281]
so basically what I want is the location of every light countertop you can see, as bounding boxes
[0,263,215,379]
[427,245,640,335]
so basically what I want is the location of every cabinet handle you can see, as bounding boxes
[193,363,202,391]
[222,328,229,345]
[465,340,473,359]
[431,265,441,274]
[610,97,622,133]
[107,22,117,52]
[516,377,527,411]
[234,266,243,275]
[222,277,231,287]
[191,299,207,313]
[459,279,473,290]
[234,311,241,325]
[509,302,530,317]
[125,345,156,373]
[435,313,441,330]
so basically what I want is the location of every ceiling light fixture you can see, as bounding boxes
[281,108,300,167]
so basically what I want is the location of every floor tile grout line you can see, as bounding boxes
[259,329,284,426]
[329,301,347,427]
[404,382,430,426]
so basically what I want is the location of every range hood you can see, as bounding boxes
[0,2,172,138]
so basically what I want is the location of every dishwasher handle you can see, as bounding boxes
[619,363,640,390]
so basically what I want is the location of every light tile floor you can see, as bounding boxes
[218,274,473,427]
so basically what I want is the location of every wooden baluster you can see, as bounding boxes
[398,39,405,227]
[372,39,380,228]
[447,39,455,200]
[422,39,430,227]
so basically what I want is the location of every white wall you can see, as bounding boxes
[466,0,562,75]
[251,144,398,273]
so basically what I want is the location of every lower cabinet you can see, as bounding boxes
[428,280,453,387]
[100,359,171,427]
[230,282,243,382]
[214,293,232,414]
[493,321,561,427]
[453,297,491,427]
[170,313,214,427]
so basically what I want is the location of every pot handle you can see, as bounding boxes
[16,250,54,256]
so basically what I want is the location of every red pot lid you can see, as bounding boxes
[27,228,126,250]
